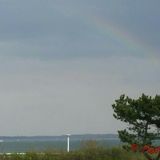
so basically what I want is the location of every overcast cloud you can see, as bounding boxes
[0,0,160,136]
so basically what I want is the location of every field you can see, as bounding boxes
[0,136,157,160]
[0,143,146,160]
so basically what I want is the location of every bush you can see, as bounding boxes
[0,146,147,160]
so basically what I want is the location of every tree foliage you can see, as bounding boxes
[112,94,160,146]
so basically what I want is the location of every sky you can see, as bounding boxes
[0,0,160,136]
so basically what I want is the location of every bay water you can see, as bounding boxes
[0,135,121,153]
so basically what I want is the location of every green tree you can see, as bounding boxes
[112,94,160,146]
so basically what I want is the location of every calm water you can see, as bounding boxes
[0,138,121,153]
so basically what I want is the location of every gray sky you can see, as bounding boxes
[0,0,160,136]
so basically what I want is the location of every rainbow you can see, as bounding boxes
[84,13,159,62]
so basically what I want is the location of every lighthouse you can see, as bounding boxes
[66,134,71,152]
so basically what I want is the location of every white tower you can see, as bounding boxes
[66,134,71,152]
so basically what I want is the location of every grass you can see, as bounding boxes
[0,147,146,160]
[0,140,147,160]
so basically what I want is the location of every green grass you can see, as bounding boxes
[0,147,146,160]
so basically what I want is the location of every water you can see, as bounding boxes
[0,135,121,153]
[0,139,121,153]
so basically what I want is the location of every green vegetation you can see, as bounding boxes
[112,94,160,160]
[0,146,146,160]
[112,94,160,146]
